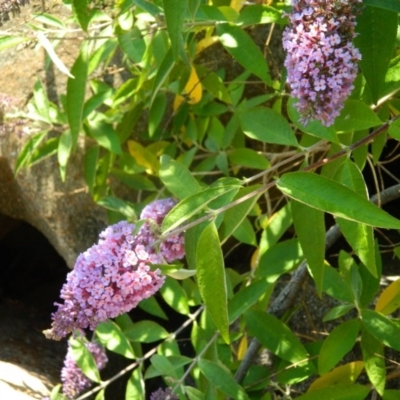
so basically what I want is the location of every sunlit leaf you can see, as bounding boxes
[196,221,229,343]
[96,320,135,359]
[240,107,298,147]
[277,172,400,229]
[310,362,364,392]
[217,23,270,84]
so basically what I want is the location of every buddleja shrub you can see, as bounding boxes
[3,0,400,399]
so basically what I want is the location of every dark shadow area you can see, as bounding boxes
[0,214,70,394]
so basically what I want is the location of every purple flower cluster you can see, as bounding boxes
[150,387,179,400]
[283,0,362,126]
[61,341,108,399]
[44,198,185,340]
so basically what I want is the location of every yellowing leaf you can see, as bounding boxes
[237,334,248,360]
[231,0,244,12]
[196,36,219,54]
[375,278,400,315]
[173,94,185,111]
[127,140,159,175]
[185,65,202,104]
[250,248,260,269]
[308,361,364,392]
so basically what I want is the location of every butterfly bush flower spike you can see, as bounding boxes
[283,0,362,126]
[61,341,108,399]
[44,198,184,340]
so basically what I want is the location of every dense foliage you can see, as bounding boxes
[2,0,400,399]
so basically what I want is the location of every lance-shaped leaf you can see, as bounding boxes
[198,359,250,400]
[69,337,100,383]
[67,42,89,148]
[354,6,398,103]
[239,107,298,147]
[361,309,400,351]
[162,185,240,233]
[163,0,189,63]
[309,362,365,392]
[71,0,90,31]
[334,161,377,277]
[216,23,270,84]
[245,310,308,364]
[318,319,360,375]
[277,172,400,229]
[291,200,325,296]
[196,221,229,343]
[159,155,201,199]
[361,329,385,396]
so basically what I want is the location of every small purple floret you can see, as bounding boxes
[283,0,362,126]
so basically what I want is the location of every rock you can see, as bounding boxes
[0,0,109,268]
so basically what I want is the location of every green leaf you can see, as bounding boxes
[297,384,370,400]
[245,310,308,363]
[159,155,201,199]
[323,304,355,322]
[228,279,271,323]
[219,185,262,244]
[322,265,354,303]
[318,319,360,375]
[196,221,229,343]
[71,0,90,31]
[227,148,270,169]
[354,6,398,103]
[123,321,169,343]
[14,131,47,174]
[292,200,325,296]
[58,130,73,182]
[237,4,285,26]
[163,0,188,62]
[216,23,270,84]
[125,369,145,400]
[361,309,400,351]
[361,329,385,396]
[86,120,122,155]
[96,196,136,219]
[95,320,135,358]
[239,107,297,147]
[30,137,58,165]
[159,276,190,315]
[67,42,89,147]
[364,0,400,13]
[0,36,30,51]
[334,100,382,132]
[151,49,175,104]
[69,337,100,383]
[277,172,400,229]
[139,296,168,320]
[150,354,178,378]
[33,79,50,122]
[257,239,303,282]
[162,185,240,233]
[383,390,400,400]
[198,359,250,400]
[132,0,163,16]
[334,161,376,276]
